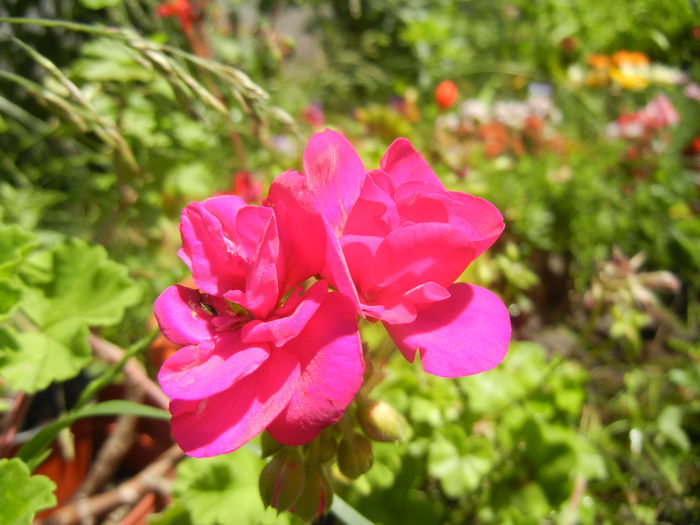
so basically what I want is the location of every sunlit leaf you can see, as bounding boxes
[0,458,56,525]
[0,323,90,393]
[21,239,141,330]
[173,448,294,525]
[0,224,37,278]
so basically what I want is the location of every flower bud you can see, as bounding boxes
[318,427,337,463]
[259,447,305,512]
[261,431,284,458]
[293,466,333,523]
[337,433,373,479]
[357,398,410,442]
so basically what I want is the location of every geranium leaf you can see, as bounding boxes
[21,239,141,329]
[0,322,91,393]
[173,448,294,525]
[0,278,22,321]
[0,458,56,525]
[0,223,37,279]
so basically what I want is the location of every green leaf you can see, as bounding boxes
[21,239,141,330]
[74,38,153,82]
[78,0,122,10]
[173,449,293,525]
[0,323,91,393]
[0,458,56,525]
[0,224,37,278]
[657,405,691,452]
[18,400,169,470]
[148,502,193,525]
[0,278,22,321]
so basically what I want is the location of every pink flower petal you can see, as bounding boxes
[153,285,215,346]
[241,280,329,347]
[396,192,450,224]
[404,281,451,305]
[266,292,364,445]
[303,129,366,235]
[362,301,417,324]
[267,169,361,313]
[384,283,511,377]
[158,331,270,400]
[343,170,399,237]
[446,192,505,258]
[266,169,326,290]
[239,207,282,318]
[179,202,246,296]
[380,138,442,188]
[201,195,247,237]
[169,347,300,457]
[340,235,382,293]
[321,219,362,313]
[372,223,476,299]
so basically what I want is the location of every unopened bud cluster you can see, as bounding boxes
[259,396,410,522]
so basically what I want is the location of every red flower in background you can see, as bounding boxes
[217,171,264,204]
[435,80,458,109]
[157,0,196,33]
[303,102,325,128]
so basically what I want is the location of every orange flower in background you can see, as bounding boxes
[587,53,611,69]
[612,50,649,67]
[479,121,508,158]
[435,80,459,109]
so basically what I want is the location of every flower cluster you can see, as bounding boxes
[154,131,511,458]
[606,94,680,141]
[434,91,565,170]
[606,94,680,178]
[569,51,686,91]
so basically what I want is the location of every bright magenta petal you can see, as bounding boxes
[385,283,511,378]
[154,285,215,346]
[446,192,505,258]
[201,195,247,237]
[340,235,382,294]
[303,129,366,235]
[169,347,300,457]
[372,223,475,298]
[266,292,364,445]
[380,138,442,188]
[343,170,399,237]
[404,281,451,305]
[266,169,325,290]
[362,301,417,324]
[158,331,269,401]
[240,207,282,318]
[242,281,328,347]
[179,202,245,296]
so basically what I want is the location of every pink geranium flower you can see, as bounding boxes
[267,130,511,378]
[154,195,364,457]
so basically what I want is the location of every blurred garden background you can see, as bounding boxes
[1,0,700,523]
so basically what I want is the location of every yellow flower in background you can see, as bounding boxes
[610,66,649,90]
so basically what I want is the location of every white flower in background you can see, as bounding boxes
[459,99,490,123]
[493,100,529,129]
[567,64,586,86]
[648,64,686,85]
